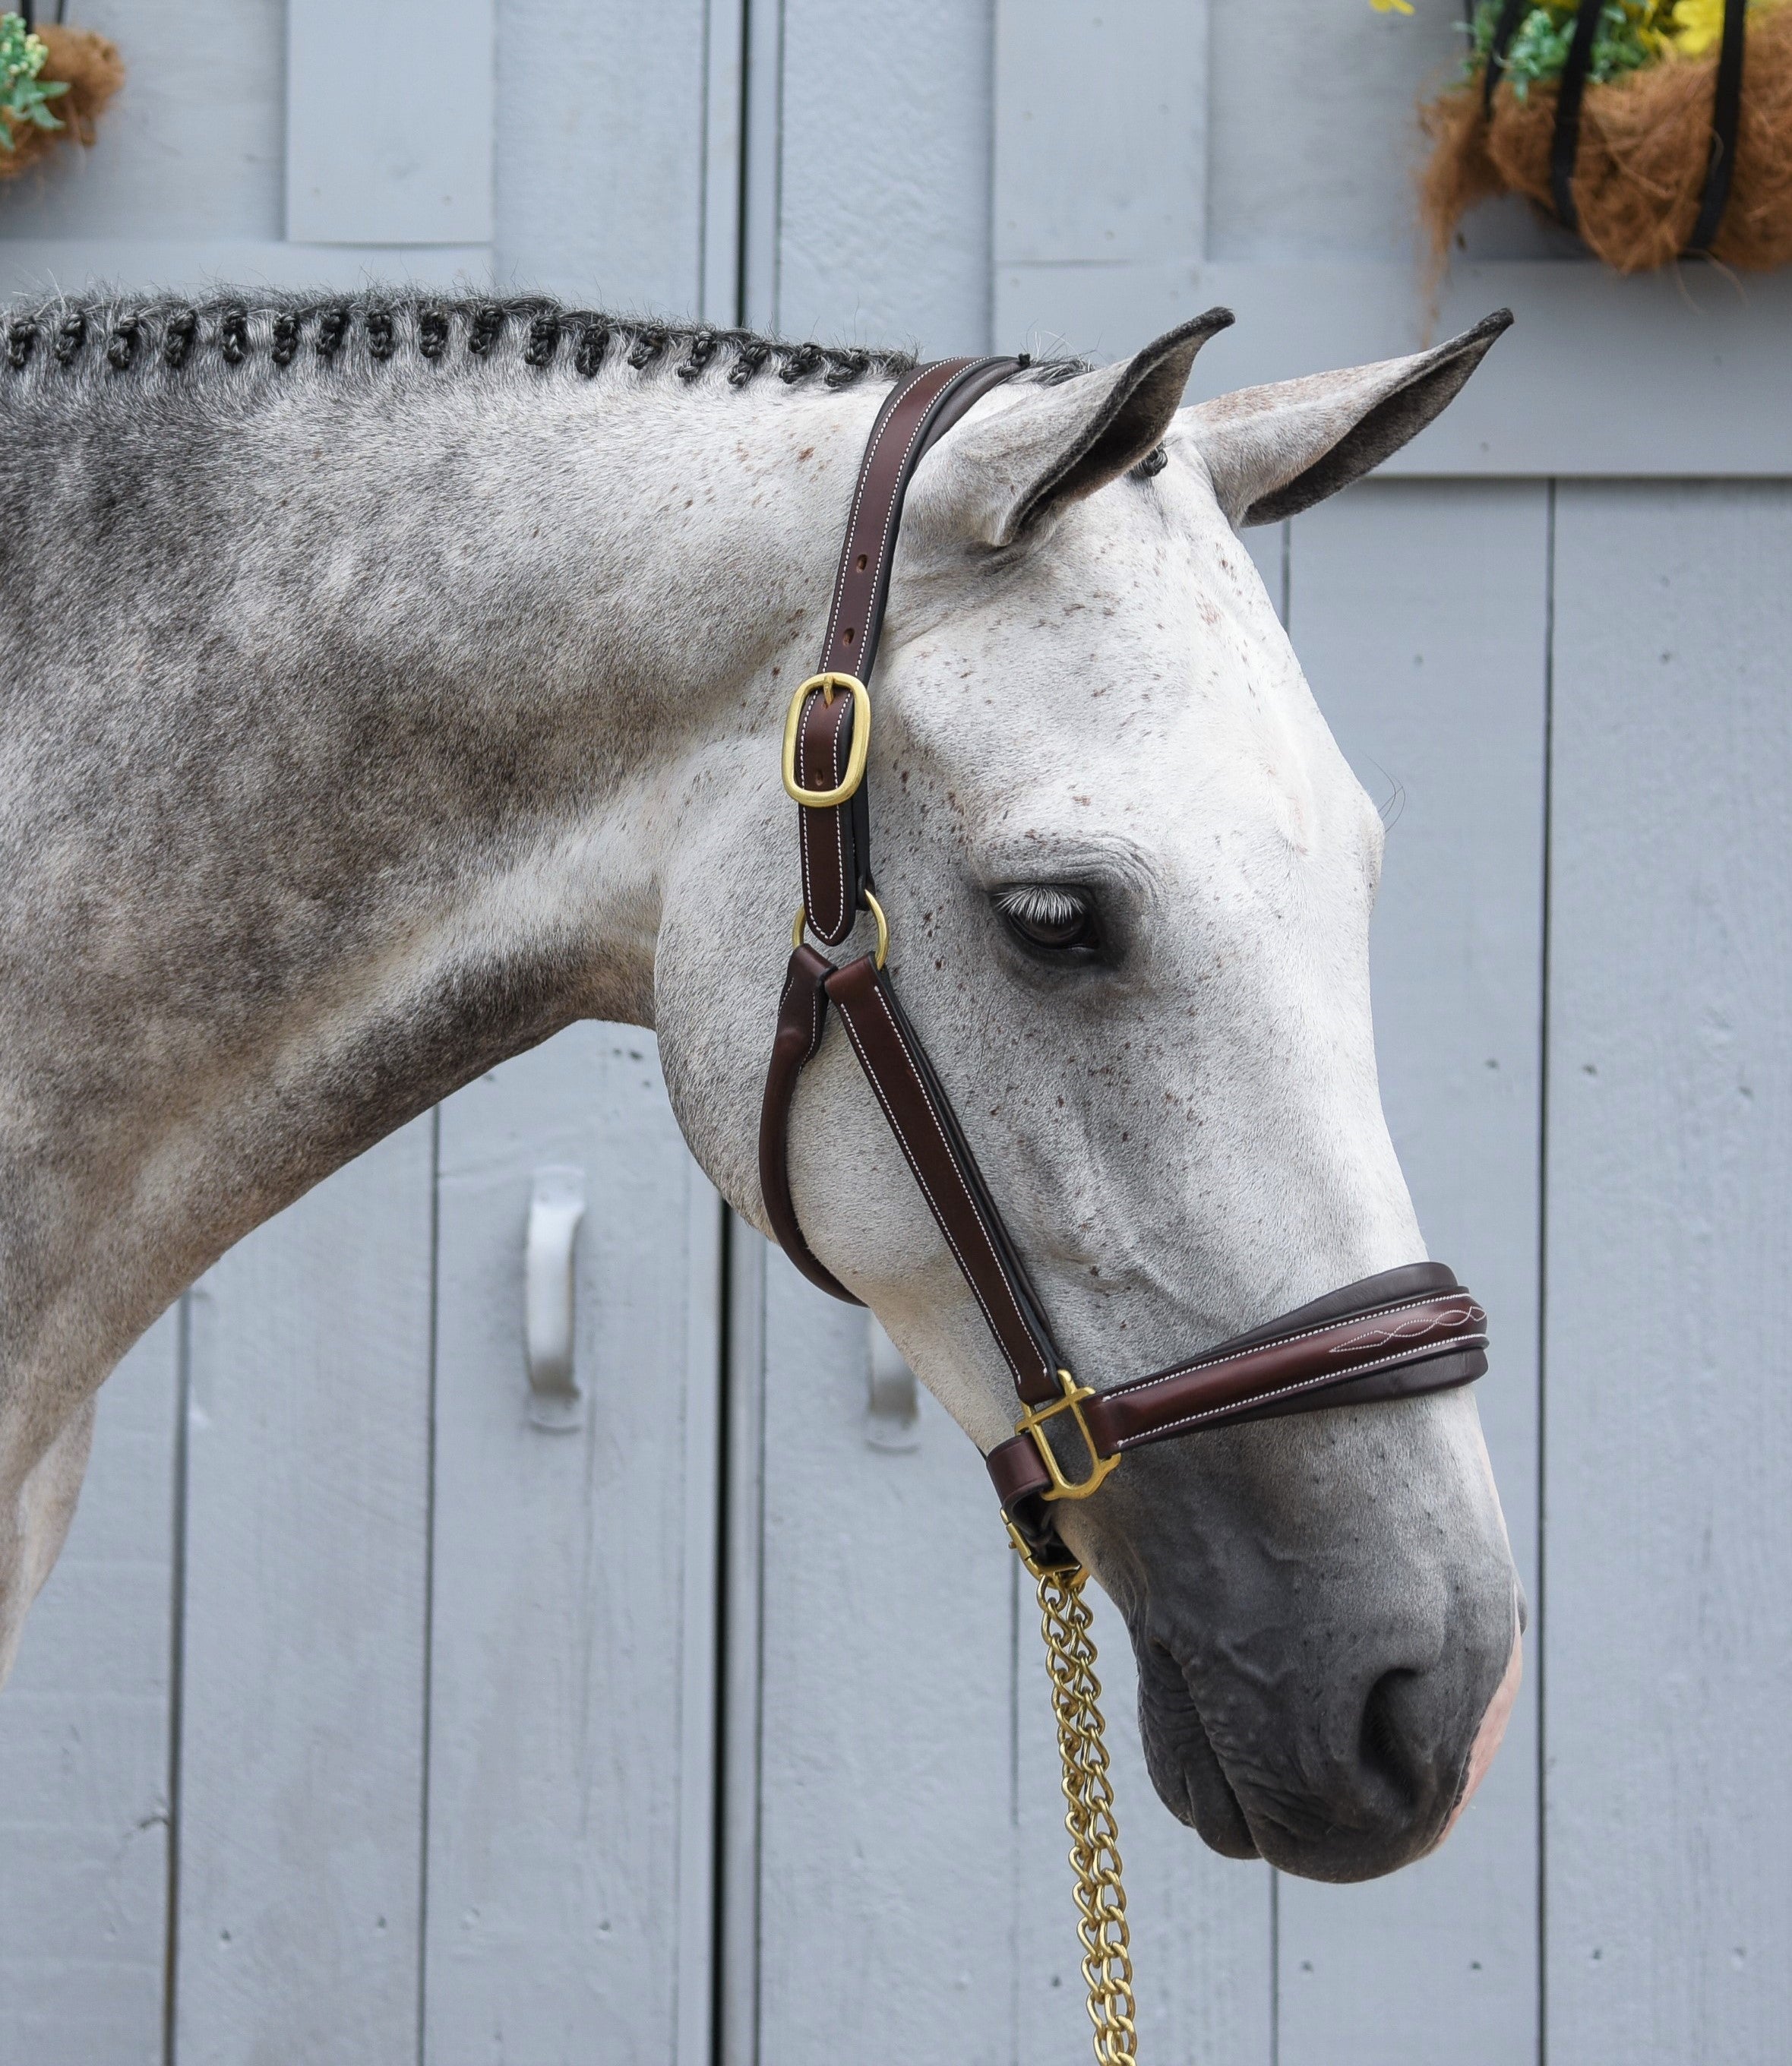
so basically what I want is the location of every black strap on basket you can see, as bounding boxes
[1547,0,1607,233]
[1541,0,1748,254]
[1687,0,1749,251]
[1482,0,1532,118]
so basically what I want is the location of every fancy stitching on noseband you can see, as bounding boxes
[754,355,1491,2066]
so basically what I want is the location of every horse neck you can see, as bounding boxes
[0,355,879,1382]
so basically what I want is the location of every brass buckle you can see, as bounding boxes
[782,673,871,807]
[1016,1369,1120,1504]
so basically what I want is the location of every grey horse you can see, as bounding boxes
[0,292,1519,1882]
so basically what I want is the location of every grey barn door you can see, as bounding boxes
[0,1030,723,2066]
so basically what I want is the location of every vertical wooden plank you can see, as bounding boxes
[1275,480,1547,2064]
[1546,482,1792,2064]
[993,0,1210,354]
[175,1121,434,2064]
[738,0,784,336]
[491,0,710,307]
[1015,1584,1275,2064]
[288,0,495,245]
[774,0,991,348]
[746,1248,1018,2061]
[675,1176,724,2066]
[0,1313,179,2066]
[425,1028,721,2064]
[700,0,747,324]
[717,1218,766,2066]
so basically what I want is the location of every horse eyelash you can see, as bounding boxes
[994,885,1089,933]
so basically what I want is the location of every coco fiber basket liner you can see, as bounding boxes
[0,22,122,180]
[1421,0,1792,273]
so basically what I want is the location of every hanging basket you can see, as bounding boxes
[0,16,122,181]
[1421,0,1792,274]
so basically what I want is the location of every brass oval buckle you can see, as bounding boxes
[1017,1369,1120,1504]
[782,672,871,808]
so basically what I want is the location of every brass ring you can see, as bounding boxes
[790,888,889,970]
[863,889,890,968]
[782,673,871,808]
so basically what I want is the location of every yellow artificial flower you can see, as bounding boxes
[1672,0,1784,55]
[1671,0,1728,52]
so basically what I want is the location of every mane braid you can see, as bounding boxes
[0,289,1086,400]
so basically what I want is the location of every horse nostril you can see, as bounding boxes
[1357,1667,1424,1809]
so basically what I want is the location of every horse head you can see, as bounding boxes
[657,312,1522,1884]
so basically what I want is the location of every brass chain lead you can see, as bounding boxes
[1036,1564,1139,2066]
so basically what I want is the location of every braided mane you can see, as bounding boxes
[0,290,924,393]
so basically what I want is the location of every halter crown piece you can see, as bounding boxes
[756,357,1490,2064]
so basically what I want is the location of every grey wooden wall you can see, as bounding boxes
[1,5,1787,2063]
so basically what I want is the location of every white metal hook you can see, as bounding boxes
[525,1165,586,1430]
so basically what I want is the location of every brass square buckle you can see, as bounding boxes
[1017,1369,1120,1504]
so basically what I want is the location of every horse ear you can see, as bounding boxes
[920,309,1235,548]
[1188,311,1512,529]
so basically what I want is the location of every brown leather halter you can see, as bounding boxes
[757,356,1488,1575]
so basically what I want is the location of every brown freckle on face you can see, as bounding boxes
[797,447,814,462]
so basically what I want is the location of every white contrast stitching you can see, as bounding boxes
[834,1006,1022,1382]
[820,362,963,657]
[839,978,1047,1385]
[858,362,999,657]
[829,701,847,935]
[1111,1332,1488,1447]
[796,693,852,942]
[805,361,1000,946]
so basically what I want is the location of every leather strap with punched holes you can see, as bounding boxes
[757,352,1490,1572]
[760,355,1025,1297]
[793,356,1022,947]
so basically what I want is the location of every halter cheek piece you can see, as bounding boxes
[757,357,1487,1577]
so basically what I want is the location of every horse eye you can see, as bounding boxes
[994,885,1101,956]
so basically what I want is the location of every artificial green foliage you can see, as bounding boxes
[0,11,67,150]
[1465,1,1672,94]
